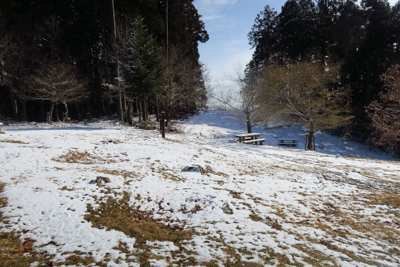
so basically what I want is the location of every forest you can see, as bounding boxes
[242,0,400,151]
[0,0,209,125]
[2,0,400,152]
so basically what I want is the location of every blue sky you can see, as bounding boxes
[193,0,398,86]
[192,0,290,85]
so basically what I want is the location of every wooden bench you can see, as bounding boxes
[243,138,267,145]
[278,139,298,147]
[0,123,4,134]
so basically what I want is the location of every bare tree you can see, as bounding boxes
[1,16,64,121]
[211,64,264,133]
[365,64,400,150]
[0,23,35,121]
[161,45,208,122]
[31,59,88,122]
[258,60,353,150]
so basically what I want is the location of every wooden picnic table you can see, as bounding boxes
[234,133,261,143]
[234,133,266,145]
[278,139,298,147]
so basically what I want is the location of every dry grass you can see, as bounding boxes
[0,183,51,266]
[366,191,400,208]
[85,192,193,246]
[84,191,196,265]
[53,150,129,165]
[61,253,98,266]
[0,139,28,144]
[96,169,137,179]
[204,165,229,178]
[52,150,102,164]
[281,190,400,265]
[0,182,107,266]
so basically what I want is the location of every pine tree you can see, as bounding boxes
[118,16,165,121]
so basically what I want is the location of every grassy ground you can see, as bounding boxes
[0,183,51,266]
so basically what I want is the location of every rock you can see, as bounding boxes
[96,176,110,185]
[222,202,233,214]
[181,165,204,175]
[335,154,345,159]
[96,177,103,185]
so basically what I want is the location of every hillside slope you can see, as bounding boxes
[0,111,399,266]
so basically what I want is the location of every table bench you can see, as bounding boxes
[234,133,266,145]
[278,139,298,147]
[234,133,261,143]
[243,138,266,145]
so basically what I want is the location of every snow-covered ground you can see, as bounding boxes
[1,110,400,266]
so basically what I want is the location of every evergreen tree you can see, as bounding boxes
[277,0,318,60]
[248,5,279,68]
[118,16,165,121]
[248,0,400,130]
[0,0,208,121]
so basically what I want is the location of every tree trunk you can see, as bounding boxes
[48,102,55,123]
[63,102,69,122]
[10,91,18,120]
[109,0,124,122]
[142,97,147,121]
[165,105,170,128]
[127,101,133,126]
[156,97,160,122]
[123,94,127,119]
[138,101,142,122]
[86,99,92,119]
[55,104,61,122]
[307,122,314,150]
[246,112,252,133]
[365,62,371,106]
[40,101,45,122]
[106,98,112,116]
[22,100,28,121]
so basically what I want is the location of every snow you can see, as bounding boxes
[1,110,400,266]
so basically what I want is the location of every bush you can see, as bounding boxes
[138,120,149,129]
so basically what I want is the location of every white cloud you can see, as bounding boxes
[199,0,237,6]
[205,49,253,85]
[202,14,223,21]
[194,0,238,22]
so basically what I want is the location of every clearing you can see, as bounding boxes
[0,110,399,266]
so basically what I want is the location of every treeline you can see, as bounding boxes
[0,0,209,123]
[245,0,400,150]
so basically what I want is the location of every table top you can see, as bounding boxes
[234,133,261,138]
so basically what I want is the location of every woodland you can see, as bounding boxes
[0,0,209,125]
[242,0,400,151]
[1,0,400,152]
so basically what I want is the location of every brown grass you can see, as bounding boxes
[0,139,29,144]
[52,150,101,164]
[84,191,196,265]
[85,192,193,247]
[204,165,229,178]
[366,191,400,208]
[0,183,51,266]
[61,253,99,266]
[96,169,137,179]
